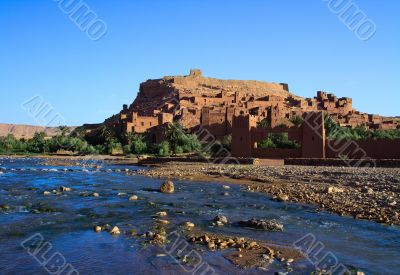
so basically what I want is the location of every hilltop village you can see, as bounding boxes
[113,69,399,141]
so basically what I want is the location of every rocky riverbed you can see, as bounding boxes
[137,162,400,225]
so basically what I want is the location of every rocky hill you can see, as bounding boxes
[114,69,399,140]
[0,124,75,139]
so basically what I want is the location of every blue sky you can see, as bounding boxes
[0,0,399,126]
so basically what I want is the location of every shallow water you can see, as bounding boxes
[0,158,399,275]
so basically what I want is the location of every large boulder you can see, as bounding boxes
[238,218,283,231]
[160,180,174,194]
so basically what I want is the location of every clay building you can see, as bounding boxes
[111,69,399,146]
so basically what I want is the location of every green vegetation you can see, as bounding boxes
[258,133,301,149]
[257,118,270,129]
[324,116,400,140]
[124,133,147,154]
[0,123,203,157]
[210,134,232,156]
[164,122,202,155]
[0,127,97,155]
[290,115,304,127]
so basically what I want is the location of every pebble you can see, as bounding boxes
[110,226,121,235]
[327,186,344,194]
[184,222,195,229]
[213,215,228,224]
[94,226,102,232]
[92,192,100,197]
[277,194,289,202]
[129,195,139,201]
[156,211,167,217]
[43,191,51,196]
[60,186,72,192]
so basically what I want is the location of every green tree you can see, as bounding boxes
[158,141,170,156]
[27,132,47,153]
[165,123,201,154]
[130,134,147,154]
[258,133,300,149]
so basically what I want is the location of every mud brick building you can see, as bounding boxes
[231,112,400,160]
[115,69,399,137]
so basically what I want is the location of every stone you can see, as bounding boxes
[363,187,374,194]
[0,204,10,210]
[129,195,139,201]
[184,222,195,229]
[213,215,228,224]
[146,231,155,238]
[327,186,344,194]
[60,186,71,192]
[156,211,167,217]
[157,219,170,225]
[92,192,100,197]
[160,180,174,194]
[277,194,289,202]
[154,233,166,243]
[128,229,137,236]
[222,185,231,189]
[102,224,111,230]
[238,218,284,231]
[43,191,51,196]
[94,226,102,232]
[110,226,121,235]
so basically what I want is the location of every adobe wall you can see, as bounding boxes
[231,115,257,157]
[232,112,326,159]
[327,139,400,159]
[302,112,325,158]
[252,148,302,158]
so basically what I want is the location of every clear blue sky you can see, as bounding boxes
[1,0,399,126]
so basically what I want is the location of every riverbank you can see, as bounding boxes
[137,162,400,226]
[2,155,399,225]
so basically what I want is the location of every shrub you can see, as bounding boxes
[290,115,304,127]
[132,139,147,154]
[165,123,201,154]
[257,119,270,129]
[258,133,300,149]
[123,145,131,155]
[158,141,170,157]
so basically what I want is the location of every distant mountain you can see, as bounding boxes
[0,124,76,139]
